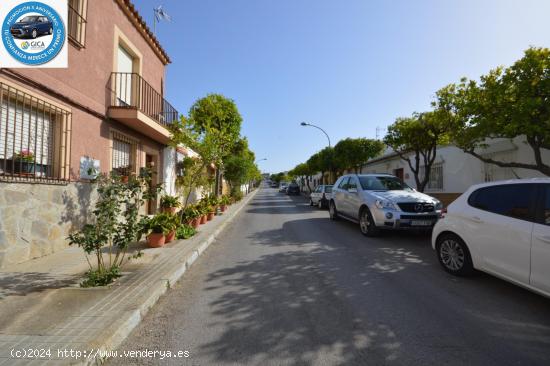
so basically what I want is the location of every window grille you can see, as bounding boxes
[68,0,88,47]
[0,82,71,182]
[111,131,138,176]
[420,163,444,190]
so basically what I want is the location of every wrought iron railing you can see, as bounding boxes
[0,83,72,183]
[108,72,179,127]
[68,2,87,48]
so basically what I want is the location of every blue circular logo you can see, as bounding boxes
[2,2,66,65]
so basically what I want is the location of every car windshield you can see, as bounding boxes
[358,176,412,191]
[19,16,40,23]
[325,186,333,193]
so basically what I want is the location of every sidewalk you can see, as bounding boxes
[0,189,258,365]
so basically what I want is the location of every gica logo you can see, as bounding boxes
[2,1,65,65]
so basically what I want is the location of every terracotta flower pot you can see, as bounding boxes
[200,215,207,225]
[189,218,200,229]
[220,205,227,212]
[207,212,215,221]
[165,230,176,243]
[147,233,165,248]
[121,176,129,184]
[162,207,177,214]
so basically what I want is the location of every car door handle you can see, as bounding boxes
[535,235,550,244]
[468,216,483,223]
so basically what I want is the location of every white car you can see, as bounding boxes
[329,174,442,236]
[432,179,550,298]
[279,182,289,193]
[309,185,333,208]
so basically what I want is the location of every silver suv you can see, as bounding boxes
[329,174,443,236]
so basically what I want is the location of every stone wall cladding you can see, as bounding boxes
[0,182,97,269]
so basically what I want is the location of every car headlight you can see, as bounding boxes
[375,199,398,210]
[435,201,443,210]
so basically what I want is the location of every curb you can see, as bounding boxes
[83,189,259,365]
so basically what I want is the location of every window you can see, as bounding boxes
[111,131,138,177]
[325,186,333,193]
[359,176,412,191]
[347,177,357,190]
[68,0,88,48]
[338,177,349,190]
[0,82,71,182]
[483,151,517,182]
[543,185,550,226]
[468,184,537,222]
[419,163,443,190]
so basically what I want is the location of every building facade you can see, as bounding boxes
[0,0,180,268]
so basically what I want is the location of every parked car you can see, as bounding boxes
[279,182,289,193]
[10,16,53,39]
[286,182,300,195]
[432,179,550,298]
[271,181,279,188]
[329,174,442,236]
[310,185,333,208]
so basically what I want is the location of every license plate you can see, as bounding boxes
[411,220,433,226]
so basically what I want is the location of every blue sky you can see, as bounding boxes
[134,0,550,173]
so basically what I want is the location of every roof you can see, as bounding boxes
[116,0,171,65]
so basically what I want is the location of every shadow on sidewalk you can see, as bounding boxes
[0,272,79,298]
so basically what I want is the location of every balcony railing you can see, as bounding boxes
[108,72,179,128]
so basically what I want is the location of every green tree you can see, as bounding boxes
[333,138,385,174]
[188,94,243,194]
[440,47,550,176]
[384,112,450,192]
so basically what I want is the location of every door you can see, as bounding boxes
[394,168,404,181]
[345,176,362,219]
[530,184,550,294]
[145,154,158,215]
[116,46,134,106]
[334,176,349,214]
[466,184,536,284]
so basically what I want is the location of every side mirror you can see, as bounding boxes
[348,188,358,193]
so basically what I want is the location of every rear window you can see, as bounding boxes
[325,186,333,193]
[468,184,537,222]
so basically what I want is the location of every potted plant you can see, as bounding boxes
[112,166,132,183]
[160,195,180,214]
[198,203,208,225]
[141,213,171,248]
[220,195,231,212]
[164,214,179,243]
[182,205,201,228]
[12,150,45,176]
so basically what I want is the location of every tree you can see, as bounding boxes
[289,162,314,192]
[333,138,385,174]
[188,94,243,194]
[223,137,259,195]
[440,47,550,176]
[384,112,450,192]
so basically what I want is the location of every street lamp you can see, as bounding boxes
[300,122,331,147]
[256,158,267,163]
[300,122,332,184]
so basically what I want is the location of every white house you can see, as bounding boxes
[360,136,549,206]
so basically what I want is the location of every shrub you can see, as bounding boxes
[160,195,180,208]
[176,224,196,240]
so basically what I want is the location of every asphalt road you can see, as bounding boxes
[109,187,550,366]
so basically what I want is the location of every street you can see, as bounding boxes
[109,187,550,366]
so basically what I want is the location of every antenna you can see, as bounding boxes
[375,126,386,140]
[153,5,172,35]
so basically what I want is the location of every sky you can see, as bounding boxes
[133,0,550,173]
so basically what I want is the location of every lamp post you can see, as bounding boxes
[300,122,331,147]
[300,122,332,184]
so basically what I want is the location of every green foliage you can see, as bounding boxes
[384,111,450,192]
[333,138,385,173]
[160,195,180,208]
[141,213,178,235]
[439,47,550,176]
[80,267,121,288]
[182,205,201,222]
[67,173,159,287]
[231,189,244,202]
[176,224,196,240]
[220,195,231,205]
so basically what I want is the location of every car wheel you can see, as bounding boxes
[359,208,380,237]
[436,233,474,276]
[329,201,339,220]
[32,29,37,39]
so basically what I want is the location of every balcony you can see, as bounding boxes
[107,72,179,144]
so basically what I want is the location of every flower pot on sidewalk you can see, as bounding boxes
[207,212,215,221]
[188,218,200,229]
[200,215,207,225]
[162,207,177,214]
[147,233,165,248]
[165,230,176,243]
[220,204,227,212]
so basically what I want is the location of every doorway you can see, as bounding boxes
[394,168,404,181]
